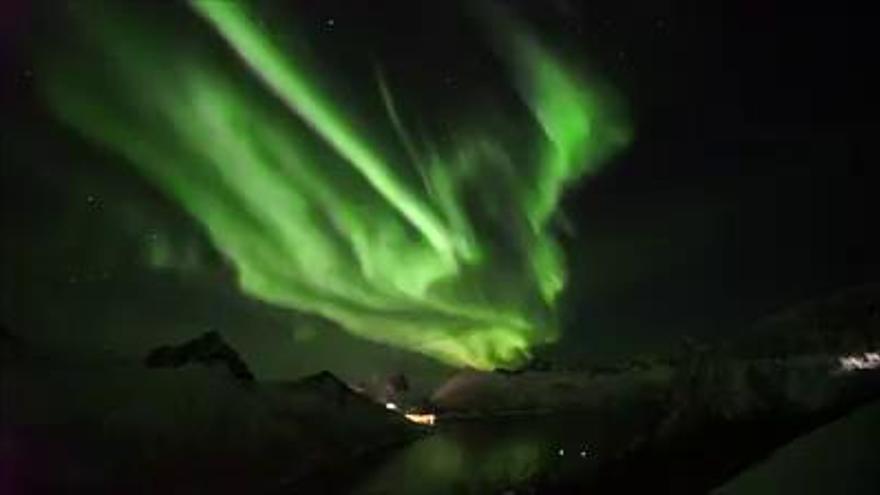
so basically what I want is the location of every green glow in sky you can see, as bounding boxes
[43,1,630,369]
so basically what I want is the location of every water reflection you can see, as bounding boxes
[347,413,617,495]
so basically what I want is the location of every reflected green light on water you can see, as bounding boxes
[345,413,629,495]
[352,428,543,494]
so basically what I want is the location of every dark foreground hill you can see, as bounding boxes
[0,331,420,494]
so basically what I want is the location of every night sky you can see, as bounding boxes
[2,1,878,389]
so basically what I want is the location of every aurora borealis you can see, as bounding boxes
[41,1,629,369]
[6,1,880,491]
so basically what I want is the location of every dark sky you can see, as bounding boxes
[2,1,878,388]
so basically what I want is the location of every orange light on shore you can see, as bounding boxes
[404,413,436,426]
[384,401,435,426]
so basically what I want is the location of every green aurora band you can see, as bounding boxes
[42,1,630,369]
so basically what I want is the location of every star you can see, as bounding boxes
[86,194,103,210]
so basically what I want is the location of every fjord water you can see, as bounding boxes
[339,411,647,495]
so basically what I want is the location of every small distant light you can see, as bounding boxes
[558,448,565,456]
[385,402,398,410]
[580,450,587,458]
